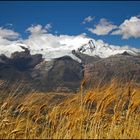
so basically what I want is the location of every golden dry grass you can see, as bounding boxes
[0,80,140,139]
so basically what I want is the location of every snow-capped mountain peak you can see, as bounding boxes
[0,35,139,62]
[78,40,95,53]
[76,39,139,58]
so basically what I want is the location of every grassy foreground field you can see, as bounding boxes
[0,80,140,139]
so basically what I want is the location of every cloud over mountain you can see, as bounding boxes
[26,24,49,35]
[24,25,90,60]
[87,18,117,35]
[0,27,19,40]
[111,16,140,39]
[0,23,139,61]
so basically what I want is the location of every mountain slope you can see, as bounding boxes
[31,56,83,92]
[84,54,140,89]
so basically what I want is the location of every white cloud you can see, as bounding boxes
[87,18,117,35]
[0,27,19,40]
[0,27,22,57]
[0,24,139,60]
[111,16,140,39]
[22,25,140,60]
[82,16,94,24]
[26,24,48,35]
[27,24,52,36]
[24,25,90,60]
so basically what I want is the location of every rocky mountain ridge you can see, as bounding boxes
[0,43,140,93]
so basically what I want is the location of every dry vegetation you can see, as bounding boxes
[0,79,140,139]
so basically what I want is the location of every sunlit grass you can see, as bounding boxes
[0,80,140,139]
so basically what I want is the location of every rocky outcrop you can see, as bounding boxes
[31,56,84,92]
[0,48,43,71]
[83,54,140,88]
[0,48,43,93]
[72,50,100,65]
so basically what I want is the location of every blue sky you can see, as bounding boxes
[0,1,140,48]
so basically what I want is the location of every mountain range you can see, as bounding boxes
[0,38,140,93]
